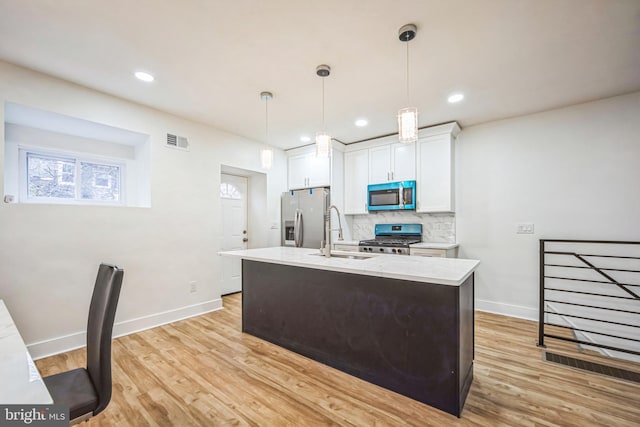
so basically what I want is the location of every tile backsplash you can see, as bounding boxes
[347,212,456,243]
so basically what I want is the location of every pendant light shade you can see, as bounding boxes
[398,24,418,143]
[315,131,331,157]
[260,147,273,169]
[260,91,274,169]
[315,64,331,157]
[398,107,418,143]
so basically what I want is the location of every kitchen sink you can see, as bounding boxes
[309,252,371,260]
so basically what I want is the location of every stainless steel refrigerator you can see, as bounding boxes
[281,187,329,249]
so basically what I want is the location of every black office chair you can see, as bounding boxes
[44,264,124,425]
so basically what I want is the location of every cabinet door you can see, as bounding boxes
[368,145,391,184]
[391,142,416,182]
[333,244,359,252]
[417,135,454,212]
[410,248,446,257]
[307,153,331,187]
[288,153,310,190]
[288,152,330,189]
[344,149,369,214]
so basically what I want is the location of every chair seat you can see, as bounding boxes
[44,368,98,420]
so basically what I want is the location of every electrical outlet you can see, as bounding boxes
[189,281,197,293]
[516,223,535,234]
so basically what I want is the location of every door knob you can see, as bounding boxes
[242,238,248,242]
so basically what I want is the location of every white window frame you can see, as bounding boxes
[18,146,126,206]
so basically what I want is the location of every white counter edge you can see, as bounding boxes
[219,247,479,287]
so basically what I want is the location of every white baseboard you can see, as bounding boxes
[28,298,223,360]
[476,299,538,321]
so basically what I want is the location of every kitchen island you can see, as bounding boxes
[219,247,480,417]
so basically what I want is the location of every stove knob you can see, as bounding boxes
[379,248,384,252]
[392,249,397,253]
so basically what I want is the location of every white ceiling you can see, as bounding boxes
[1,0,639,150]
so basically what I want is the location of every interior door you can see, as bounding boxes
[220,174,248,295]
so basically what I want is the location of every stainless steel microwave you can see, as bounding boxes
[367,180,416,211]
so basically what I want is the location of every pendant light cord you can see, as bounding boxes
[265,97,269,138]
[322,77,326,130]
[406,40,410,106]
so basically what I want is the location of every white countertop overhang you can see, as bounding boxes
[219,247,479,286]
[0,299,53,404]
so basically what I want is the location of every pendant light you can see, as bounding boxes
[315,64,331,157]
[260,91,274,169]
[398,24,418,143]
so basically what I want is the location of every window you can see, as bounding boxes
[219,182,242,199]
[23,150,123,204]
[4,102,150,207]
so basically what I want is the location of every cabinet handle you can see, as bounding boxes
[387,172,390,181]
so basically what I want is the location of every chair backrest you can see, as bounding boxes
[86,263,124,416]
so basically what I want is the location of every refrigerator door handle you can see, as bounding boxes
[294,209,303,247]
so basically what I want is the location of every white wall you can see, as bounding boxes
[0,61,287,358]
[456,92,640,320]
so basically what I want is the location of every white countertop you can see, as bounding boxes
[219,247,479,286]
[0,300,53,404]
[333,240,360,246]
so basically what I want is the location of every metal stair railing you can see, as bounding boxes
[538,239,640,358]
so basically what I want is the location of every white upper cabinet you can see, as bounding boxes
[391,142,416,182]
[416,133,455,212]
[368,142,415,184]
[344,148,369,214]
[368,145,391,184]
[288,150,330,190]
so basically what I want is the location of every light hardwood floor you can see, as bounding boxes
[36,293,640,426]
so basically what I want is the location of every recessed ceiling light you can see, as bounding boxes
[134,71,154,82]
[447,93,464,103]
[300,136,311,142]
[355,119,368,127]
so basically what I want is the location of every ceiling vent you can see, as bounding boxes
[166,133,190,151]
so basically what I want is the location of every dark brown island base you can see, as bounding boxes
[241,259,475,417]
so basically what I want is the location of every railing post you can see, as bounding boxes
[538,239,546,348]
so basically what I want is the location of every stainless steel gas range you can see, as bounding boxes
[358,223,422,255]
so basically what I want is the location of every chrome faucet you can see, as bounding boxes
[324,204,344,257]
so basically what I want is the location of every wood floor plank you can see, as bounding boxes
[36,293,640,426]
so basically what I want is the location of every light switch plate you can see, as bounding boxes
[516,223,535,234]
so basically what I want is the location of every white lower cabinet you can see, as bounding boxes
[333,243,360,252]
[410,247,458,258]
